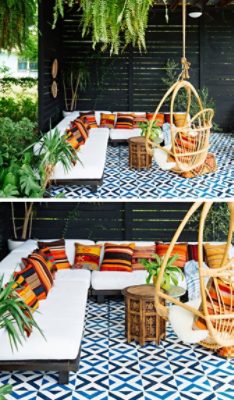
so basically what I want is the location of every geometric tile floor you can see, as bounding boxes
[49,133,234,199]
[1,299,233,399]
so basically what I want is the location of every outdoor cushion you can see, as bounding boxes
[100,113,115,129]
[132,245,155,270]
[156,243,188,268]
[168,298,209,344]
[91,270,148,290]
[14,264,48,301]
[55,269,91,288]
[65,120,88,149]
[115,113,134,129]
[100,243,135,272]
[96,241,156,265]
[109,128,142,141]
[13,275,39,311]
[23,252,54,292]
[204,243,227,269]
[153,145,176,170]
[38,239,72,270]
[74,243,101,270]
[51,127,109,181]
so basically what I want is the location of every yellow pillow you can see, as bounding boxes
[74,243,101,270]
[204,243,227,269]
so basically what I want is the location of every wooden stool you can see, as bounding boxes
[122,284,166,346]
[129,137,152,170]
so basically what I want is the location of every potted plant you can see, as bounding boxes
[0,384,12,399]
[139,120,164,144]
[141,254,184,291]
[62,62,90,115]
[8,202,35,251]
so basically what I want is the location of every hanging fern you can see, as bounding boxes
[0,0,36,51]
[53,0,158,55]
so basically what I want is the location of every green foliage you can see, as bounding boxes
[139,120,163,144]
[53,0,155,55]
[0,275,44,351]
[0,384,12,400]
[0,0,36,51]
[141,254,184,291]
[188,203,231,242]
[162,59,221,132]
[0,97,37,122]
[18,26,38,62]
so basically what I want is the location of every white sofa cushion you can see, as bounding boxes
[91,270,148,290]
[0,283,88,360]
[109,128,142,141]
[51,128,109,181]
[55,269,91,288]
[168,298,209,344]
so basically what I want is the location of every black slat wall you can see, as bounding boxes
[0,204,10,260]
[4,203,196,244]
[39,4,234,131]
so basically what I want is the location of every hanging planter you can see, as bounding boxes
[0,0,36,51]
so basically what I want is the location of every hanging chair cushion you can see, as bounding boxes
[193,278,233,332]
[204,243,228,269]
[153,145,176,170]
[168,298,209,344]
[180,153,217,178]
[218,346,234,359]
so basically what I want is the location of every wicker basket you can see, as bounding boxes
[129,137,152,170]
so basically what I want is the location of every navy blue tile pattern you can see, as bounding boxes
[49,133,234,199]
[1,299,233,399]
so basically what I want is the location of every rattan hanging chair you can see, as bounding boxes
[145,80,214,173]
[145,0,215,174]
[155,202,234,350]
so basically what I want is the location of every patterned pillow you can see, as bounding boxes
[26,252,54,293]
[188,244,199,261]
[38,239,71,270]
[37,247,57,278]
[65,120,88,149]
[146,113,165,127]
[79,111,94,118]
[100,243,135,272]
[115,113,134,129]
[100,113,115,129]
[132,245,155,270]
[13,275,39,311]
[133,113,147,128]
[204,243,227,269]
[81,114,98,130]
[74,243,101,270]
[14,264,47,301]
[193,278,232,332]
[156,243,188,268]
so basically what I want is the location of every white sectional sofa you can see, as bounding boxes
[48,111,157,191]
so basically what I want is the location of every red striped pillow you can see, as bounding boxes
[115,113,134,129]
[133,113,147,128]
[38,239,71,270]
[156,243,188,268]
[65,119,88,149]
[14,264,47,301]
[13,275,39,311]
[100,113,115,129]
[80,114,98,130]
[146,113,165,127]
[132,245,155,270]
[100,243,135,272]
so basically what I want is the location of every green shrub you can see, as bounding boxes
[0,96,37,122]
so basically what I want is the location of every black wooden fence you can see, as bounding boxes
[0,202,199,260]
[39,2,234,132]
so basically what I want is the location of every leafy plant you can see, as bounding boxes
[0,0,36,51]
[62,62,90,111]
[162,59,221,132]
[139,120,163,144]
[141,254,184,291]
[188,203,231,242]
[0,384,12,399]
[0,275,43,351]
[53,0,162,55]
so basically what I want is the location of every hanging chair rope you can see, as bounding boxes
[178,0,191,81]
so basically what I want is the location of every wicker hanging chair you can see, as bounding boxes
[145,81,214,173]
[155,202,234,349]
[145,0,214,174]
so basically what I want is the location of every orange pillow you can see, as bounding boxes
[204,243,227,269]
[100,113,115,129]
[74,243,101,270]
[132,245,155,270]
[156,243,188,268]
[146,113,165,127]
[100,243,135,272]
[38,239,72,270]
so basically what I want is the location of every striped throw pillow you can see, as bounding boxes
[146,113,165,127]
[38,239,71,270]
[132,245,155,270]
[74,243,101,270]
[14,264,47,300]
[100,113,115,129]
[26,252,54,293]
[115,114,134,129]
[37,247,57,278]
[204,243,227,269]
[156,243,188,268]
[13,275,39,311]
[133,113,147,128]
[100,243,135,272]
[80,114,98,130]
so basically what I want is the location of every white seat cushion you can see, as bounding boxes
[109,128,142,140]
[0,284,88,360]
[169,298,209,344]
[91,270,148,290]
[55,269,91,288]
[51,128,109,181]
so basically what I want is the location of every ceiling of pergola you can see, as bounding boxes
[157,0,234,7]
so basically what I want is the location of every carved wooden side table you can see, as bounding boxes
[129,136,152,170]
[122,284,166,346]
